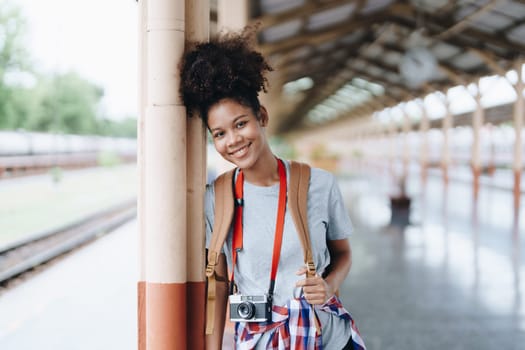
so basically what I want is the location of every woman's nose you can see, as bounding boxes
[226,130,241,146]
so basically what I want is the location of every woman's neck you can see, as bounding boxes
[242,151,280,187]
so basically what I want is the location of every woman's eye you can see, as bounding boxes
[213,131,224,138]
[236,121,246,128]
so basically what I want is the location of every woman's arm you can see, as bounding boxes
[324,238,352,294]
[205,253,229,350]
[296,238,352,304]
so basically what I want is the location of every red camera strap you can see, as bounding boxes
[230,158,287,296]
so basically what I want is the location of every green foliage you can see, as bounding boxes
[2,86,37,128]
[25,72,104,134]
[0,1,29,77]
[49,166,63,184]
[0,0,31,129]
[97,117,137,138]
[0,1,137,138]
[97,151,122,167]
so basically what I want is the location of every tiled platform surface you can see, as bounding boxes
[338,170,524,350]
[0,169,523,349]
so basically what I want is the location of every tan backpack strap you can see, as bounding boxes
[205,169,235,335]
[288,161,316,277]
[207,169,235,265]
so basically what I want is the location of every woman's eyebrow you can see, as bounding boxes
[209,114,249,132]
[232,114,249,123]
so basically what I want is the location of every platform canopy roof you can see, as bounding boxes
[211,0,525,134]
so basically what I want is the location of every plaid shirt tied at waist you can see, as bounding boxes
[234,295,366,350]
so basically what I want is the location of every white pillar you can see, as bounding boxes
[214,0,249,174]
[388,116,398,181]
[471,81,484,199]
[217,0,248,31]
[513,60,524,219]
[401,106,411,195]
[440,93,453,185]
[185,0,209,348]
[137,1,147,347]
[138,0,192,348]
[513,61,524,176]
[418,99,430,184]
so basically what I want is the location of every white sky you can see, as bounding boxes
[15,0,139,120]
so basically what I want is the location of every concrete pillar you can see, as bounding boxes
[471,82,484,200]
[217,0,248,31]
[214,0,249,174]
[388,115,398,182]
[137,1,147,348]
[185,1,209,348]
[138,0,208,348]
[418,100,430,185]
[401,106,411,196]
[513,60,524,222]
[137,1,148,349]
[440,93,453,186]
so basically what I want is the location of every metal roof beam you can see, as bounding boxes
[390,2,525,54]
[258,10,388,55]
[434,0,505,40]
[468,48,508,76]
[381,41,470,85]
[251,0,363,30]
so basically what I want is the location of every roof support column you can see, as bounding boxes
[401,107,411,196]
[471,82,484,201]
[214,0,249,173]
[218,0,248,30]
[418,100,430,186]
[138,0,208,348]
[212,0,249,342]
[185,0,209,348]
[388,115,398,184]
[513,60,524,223]
[138,1,147,347]
[440,93,453,186]
[137,0,147,350]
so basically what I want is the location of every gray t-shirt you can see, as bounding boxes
[205,160,353,348]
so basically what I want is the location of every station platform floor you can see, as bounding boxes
[0,169,523,349]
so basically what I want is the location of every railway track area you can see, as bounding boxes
[0,199,136,287]
[0,153,136,179]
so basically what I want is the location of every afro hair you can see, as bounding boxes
[179,26,273,122]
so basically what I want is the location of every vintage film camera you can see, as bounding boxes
[229,294,272,322]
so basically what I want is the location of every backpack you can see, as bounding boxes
[205,160,315,335]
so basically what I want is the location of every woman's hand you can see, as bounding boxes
[295,239,352,305]
[295,267,335,305]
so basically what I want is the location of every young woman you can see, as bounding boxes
[180,27,364,350]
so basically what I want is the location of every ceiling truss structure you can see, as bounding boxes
[236,0,525,135]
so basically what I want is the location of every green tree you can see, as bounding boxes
[27,72,104,134]
[97,116,137,138]
[2,85,37,129]
[0,2,135,137]
[0,1,31,129]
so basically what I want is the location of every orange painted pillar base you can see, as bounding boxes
[187,281,206,349]
[138,281,206,349]
[138,282,146,350]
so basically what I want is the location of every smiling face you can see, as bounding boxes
[207,98,270,171]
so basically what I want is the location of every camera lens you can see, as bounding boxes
[237,301,255,319]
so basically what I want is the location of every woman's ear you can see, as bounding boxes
[259,106,269,127]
